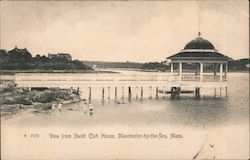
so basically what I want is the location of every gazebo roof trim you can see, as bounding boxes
[167,51,232,61]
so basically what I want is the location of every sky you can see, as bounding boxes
[0,0,249,62]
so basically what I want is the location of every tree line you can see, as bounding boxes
[0,47,92,70]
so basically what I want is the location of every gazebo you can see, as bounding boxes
[167,33,232,82]
[166,33,232,97]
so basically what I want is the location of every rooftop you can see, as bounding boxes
[167,33,232,62]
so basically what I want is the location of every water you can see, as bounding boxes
[8,70,248,127]
[1,71,249,159]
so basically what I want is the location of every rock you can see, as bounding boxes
[18,98,33,105]
[2,97,16,105]
[38,90,55,103]
[16,88,29,94]
[2,96,32,105]
[1,86,80,106]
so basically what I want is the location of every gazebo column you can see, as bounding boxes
[213,63,217,76]
[224,63,228,80]
[179,62,182,81]
[200,63,203,81]
[170,63,174,75]
[195,63,199,75]
[220,63,223,81]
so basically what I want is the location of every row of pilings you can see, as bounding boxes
[83,86,228,101]
[88,86,159,101]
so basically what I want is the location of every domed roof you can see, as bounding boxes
[184,37,215,50]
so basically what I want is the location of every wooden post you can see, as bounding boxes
[77,87,79,95]
[122,86,124,99]
[115,87,117,99]
[108,86,110,99]
[128,86,132,99]
[149,86,152,99]
[102,87,105,100]
[220,87,222,97]
[195,87,200,98]
[136,86,138,99]
[177,87,181,98]
[220,63,223,81]
[89,87,91,101]
[156,86,158,99]
[141,86,143,99]
[225,86,228,97]
[171,87,174,98]
[214,88,216,98]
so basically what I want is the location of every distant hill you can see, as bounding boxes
[228,58,250,71]
[82,59,249,72]
[82,61,143,69]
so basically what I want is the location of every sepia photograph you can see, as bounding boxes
[0,0,249,159]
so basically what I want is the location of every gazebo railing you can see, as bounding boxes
[171,74,227,82]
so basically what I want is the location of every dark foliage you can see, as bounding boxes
[228,58,250,71]
[0,47,92,70]
[141,59,250,71]
[141,62,169,71]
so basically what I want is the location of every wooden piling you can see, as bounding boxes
[195,87,200,98]
[115,87,117,99]
[102,87,105,99]
[171,87,174,98]
[156,86,158,99]
[122,86,124,99]
[108,86,110,99]
[128,86,132,99]
[220,87,222,97]
[136,86,138,99]
[225,87,228,97]
[214,88,216,98]
[149,86,152,99]
[177,87,181,98]
[141,86,143,99]
[89,87,91,101]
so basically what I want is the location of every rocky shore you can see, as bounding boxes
[0,83,82,117]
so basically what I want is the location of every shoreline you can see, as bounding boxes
[0,69,249,74]
[0,70,119,74]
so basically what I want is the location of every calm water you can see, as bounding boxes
[3,71,249,128]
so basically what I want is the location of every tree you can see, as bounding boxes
[0,49,7,57]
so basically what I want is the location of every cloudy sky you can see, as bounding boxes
[0,1,249,62]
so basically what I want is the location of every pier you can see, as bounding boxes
[14,72,228,100]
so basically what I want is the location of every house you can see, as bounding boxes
[48,53,72,61]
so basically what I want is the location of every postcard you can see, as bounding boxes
[1,0,249,159]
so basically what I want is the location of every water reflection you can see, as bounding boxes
[166,96,229,128]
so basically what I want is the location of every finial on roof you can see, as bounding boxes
[198,32,201,37]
